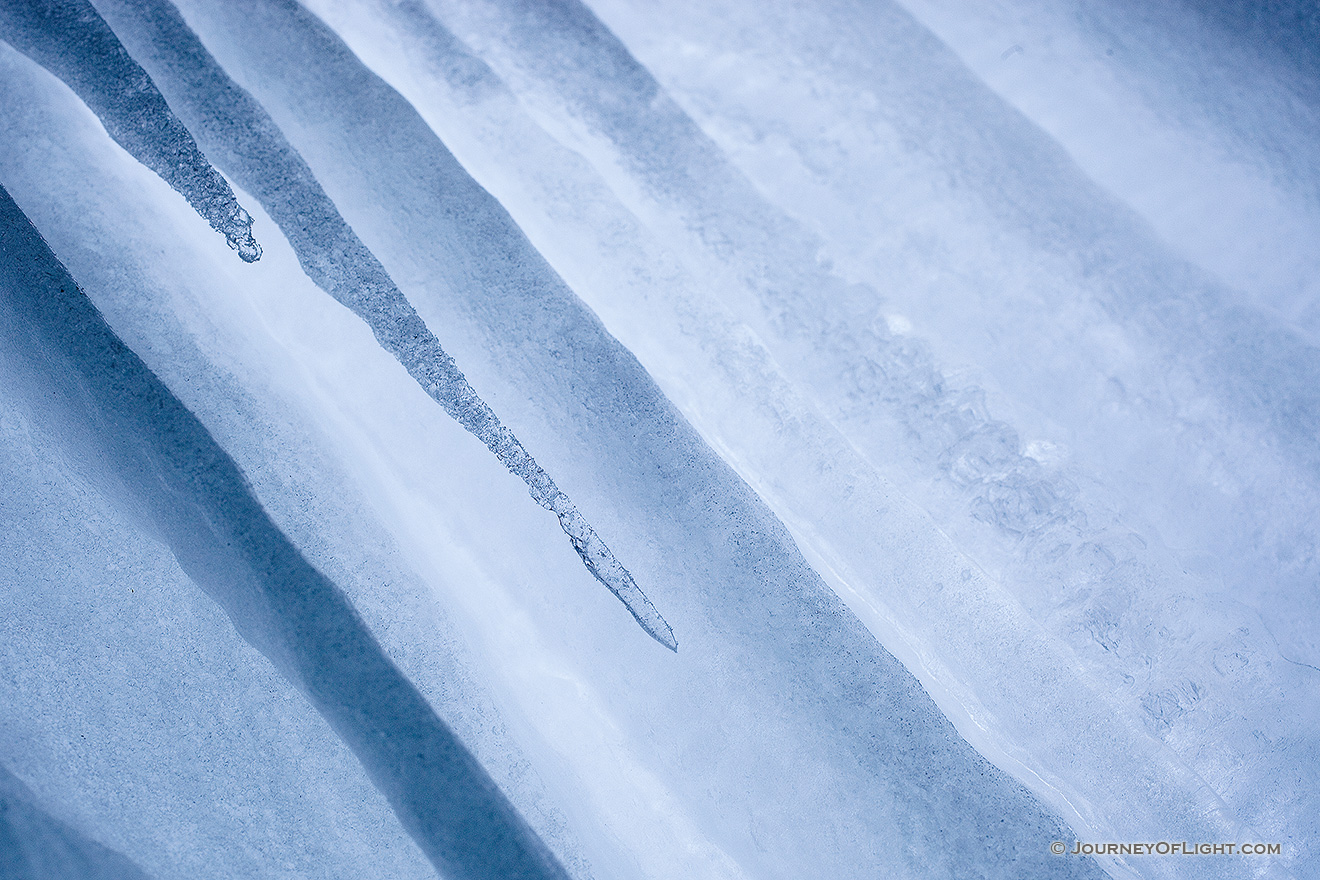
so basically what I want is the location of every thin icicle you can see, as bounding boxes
[86,0,676,650]
[0,0,260,260]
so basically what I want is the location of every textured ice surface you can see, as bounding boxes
[0,765,152,880]
[330,4,1313,877]
[2,1,1316,879]
[0,182,570,880]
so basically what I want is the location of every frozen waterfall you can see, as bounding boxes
[1,1,1315,879]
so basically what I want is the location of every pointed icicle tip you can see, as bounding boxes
[230,231,262,262]
[562,520,679,652]
[226,208,261,262]
[649,618,679,653]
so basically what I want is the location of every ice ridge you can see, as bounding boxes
[0,182,573,880]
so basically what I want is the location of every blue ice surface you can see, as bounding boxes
[1171,0,1320,87]
[445,0,1320,482]
[411,1,1320,874]
[157,0,1110,876]
[4,0,1312,876]
[0,183,569,880]
[0,764,152,880]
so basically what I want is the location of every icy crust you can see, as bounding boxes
[0,0,259,261]
[0,183,570,880]
[87,0,673,650]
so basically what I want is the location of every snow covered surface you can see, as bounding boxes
[1,1,1315,879]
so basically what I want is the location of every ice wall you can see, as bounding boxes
[2,1,1315,879]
